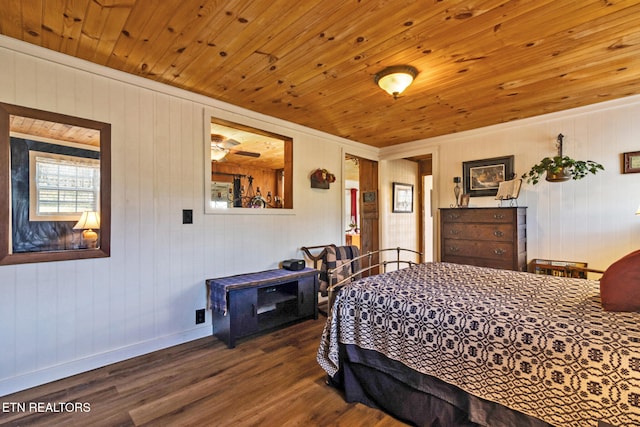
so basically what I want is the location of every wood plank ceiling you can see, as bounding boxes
[1,0,640,148]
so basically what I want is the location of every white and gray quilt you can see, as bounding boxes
[317,262,640,427]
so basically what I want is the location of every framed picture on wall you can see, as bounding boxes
[392,182,413,213]
[623,151,640,174]
[463,155,514,197]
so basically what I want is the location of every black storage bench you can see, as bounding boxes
[207,267,318,348]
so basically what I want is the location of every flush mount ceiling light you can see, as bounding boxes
[374,65,418,99]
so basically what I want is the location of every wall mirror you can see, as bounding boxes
[205,115,293,213]
[0,102,111,265]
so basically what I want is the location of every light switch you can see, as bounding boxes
[182,209,193,224]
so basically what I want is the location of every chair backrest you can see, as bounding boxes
[319,245,360,296]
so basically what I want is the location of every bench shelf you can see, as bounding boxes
[207,268,318,348]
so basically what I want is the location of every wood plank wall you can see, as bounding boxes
[1,35,640,396]
[212,162,281,205]
[0,39,362,395]
[428,97,640,272]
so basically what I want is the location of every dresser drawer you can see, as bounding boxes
[441,208,515,223]
[443,255,514,271]
[439,207,526,272]
[442,238,514,261]
[442,222,514,242]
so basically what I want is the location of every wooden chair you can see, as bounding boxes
[300,244,360,316]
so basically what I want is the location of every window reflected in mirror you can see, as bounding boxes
[208,117,292,210]
[0,102,110,265]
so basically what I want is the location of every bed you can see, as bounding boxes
[317,262,640,427]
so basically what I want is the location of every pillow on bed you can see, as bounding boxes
[599,249,640,312]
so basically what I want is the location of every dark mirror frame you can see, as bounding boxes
[0,102,111,265]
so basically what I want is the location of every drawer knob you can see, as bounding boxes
[493,230,504,237]
[447,213,460,220]
[449,229,460,235]
[494,248,506,255]
[449,246,460,253]
[493,214,505,219]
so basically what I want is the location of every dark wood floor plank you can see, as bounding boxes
[1,318,407,426]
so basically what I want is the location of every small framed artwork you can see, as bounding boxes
[392,182,413,213]
[363,191,377,203]
[460,194,470,207]
[362,190,378,219]
[623,151,640,174]
[463,155,514,197]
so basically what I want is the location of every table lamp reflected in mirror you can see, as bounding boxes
[74,211,100,248]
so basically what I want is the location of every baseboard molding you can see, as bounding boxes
[0,326,211,397]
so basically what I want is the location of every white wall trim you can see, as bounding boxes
[381,94,640,159]
[0,326,211,397]
[0,35,376,158]
[3,34,638,162]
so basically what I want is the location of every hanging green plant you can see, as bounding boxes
[521,134,604,185]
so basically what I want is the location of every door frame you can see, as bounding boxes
[343,152,379,276]
[376,146,440,262]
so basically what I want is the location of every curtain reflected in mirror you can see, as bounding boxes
[0,102,110,265]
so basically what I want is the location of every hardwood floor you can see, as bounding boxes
[0,318,408,426]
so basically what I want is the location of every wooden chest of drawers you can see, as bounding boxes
[440,207,527,271]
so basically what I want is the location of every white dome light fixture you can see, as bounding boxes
[374,65,418,99]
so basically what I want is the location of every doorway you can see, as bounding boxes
[344,155,360,248]
[344,154,379,276]
[413,156,434,262]
[422,175,434,262]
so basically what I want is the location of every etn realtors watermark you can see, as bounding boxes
[2,401,91,413]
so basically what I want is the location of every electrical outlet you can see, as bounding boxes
[195,308,205,324]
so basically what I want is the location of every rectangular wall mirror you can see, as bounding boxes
[0,102,111,265]
[205,115,293,213]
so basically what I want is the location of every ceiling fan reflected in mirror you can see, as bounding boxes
[210,133,261,161]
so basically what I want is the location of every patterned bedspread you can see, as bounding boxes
[317,262,640,427]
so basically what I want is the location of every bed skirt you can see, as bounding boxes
[330,344,552,427]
